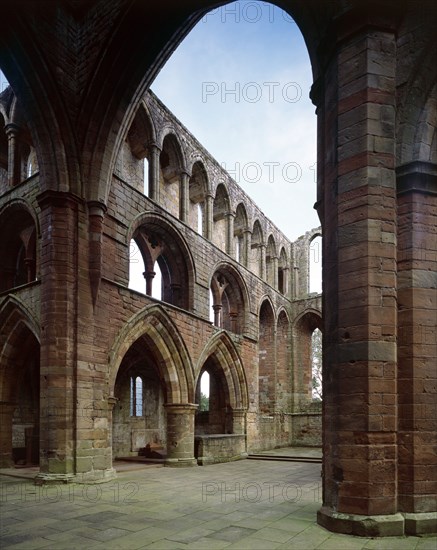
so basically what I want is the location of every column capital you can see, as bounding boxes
[4,122,20,136]
[87,200,107,218]
[164,403,198,413]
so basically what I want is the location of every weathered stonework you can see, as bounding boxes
[0,0,435,537]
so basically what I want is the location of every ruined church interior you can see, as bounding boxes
[0,0,436,540]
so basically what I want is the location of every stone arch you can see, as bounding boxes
[258,297,276,414]
[196,331,248,411]
[212,182,231,251]
[234,202,248,265]
[120,100,157,195]
[266,234,277,287]
[188,159,208,235]
[0,296,40,466]
[127,100,156,160]
[108,305,194,404]
[127,212,196,310]
[209,261,249,334]
[0,200,38,292]
[159,131,186,218]
[276,308,291,411]
[292,309,322,409]
[278,246,289,295]
[250,219,264,277]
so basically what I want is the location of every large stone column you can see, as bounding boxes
[35,191,80,484]
[316,16,402,536]
[164,403,197,467]
[396,161,437,534]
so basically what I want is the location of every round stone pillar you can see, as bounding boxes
[164,403,198,467]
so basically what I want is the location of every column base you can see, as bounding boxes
[164,457,197,468]
[35,468,117,485]
[404,512,437,535]
[317,506,405,537]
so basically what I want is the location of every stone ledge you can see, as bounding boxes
[404,512,437,535]
[317,506,405,537]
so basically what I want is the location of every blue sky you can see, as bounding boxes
[151,1,319,242]
[0,2,318,242]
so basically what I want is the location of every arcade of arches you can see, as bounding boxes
[0,0,435,538]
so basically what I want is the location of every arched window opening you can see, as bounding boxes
[311,328,322,401]
[130,222,192,310]
[143,157,149,196]
[309,235,322,294]
[113,340,166,459]
[234,203,247,266]
[212,184,230,251]
[197,203,204,235]
[210,268,245,334]
[189,161,208,235]
[199,371,210,411]
[278,247,288,295]
[258,300,275,414]
[159,134,183,219]
[235,237,241,263]
[266,234,277,287]
[195,357,231,436]
[128,239,146,294]
[130,375,143,417]
[250,220,263,277]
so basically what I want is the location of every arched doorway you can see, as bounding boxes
[194,333,248,464]
[0,301,40,468]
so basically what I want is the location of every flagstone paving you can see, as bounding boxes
[1,456,436,549]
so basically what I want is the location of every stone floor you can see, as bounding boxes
[1,449,436,549]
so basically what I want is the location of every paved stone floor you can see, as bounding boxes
[1,455,436,549]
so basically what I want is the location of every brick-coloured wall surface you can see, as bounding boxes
[0,0,435,537]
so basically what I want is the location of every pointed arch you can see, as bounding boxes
[0,295,40,402]
[234,202,248,265]
[188,160,208,235]
[108,305,194,404]
[127,212,196,310]
[293,309,322,408]
[196,331,248,411]
[258,297,276,414]
[0,201,38,293]
[250,219,264,277]
[209,261,250,334]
